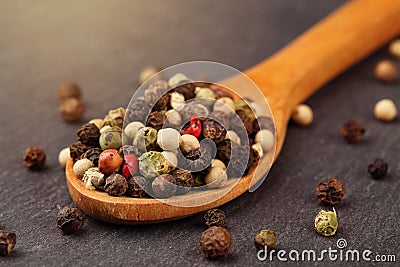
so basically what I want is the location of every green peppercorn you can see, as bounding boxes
[314,209,338,236]
[102,107,126,128]
[133,127,158,152]
[138,151,169,178]
[100,126,122,150]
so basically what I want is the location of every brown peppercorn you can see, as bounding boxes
[56,206,84,235]
[77,123,100,147]
[254,229,277,251]
[204,209,226,228]
[151,174,177,198]
[126,176,148,198]
[199,226,232,259]
[80,147,103,166]
[368,158,388,179]
[23,146,46,170]
[203,118,227,144]
[152,93,171,112]
[340,120,366,143]
[69,141,92,162]
[104,173,128,196]
[374,60,398,83]
[126,99,151,122]
[317,178,344,206]
[0,230,16,256]
[146,111,167,131]
[171,169,194,195]
[57,82,81,102]
[59,97,84,123]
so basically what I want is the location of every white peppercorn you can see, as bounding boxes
[168,73,191,88]
[138,66,161,84]
[88,118,103,129]
[374,60,398,82]
[388,39,400,58]
[211,159,226,170]
[255,130,275,152]
[73,158,94,179]
[249,102,264,118]
[170,92,185,111]
[82,167,104,190]
[225,130,240,144]
[161,151,178,170]
[205,167,228,189]
[58,147,70,168]
[291,104,314,126]
[251,143,264,158]
[157,128,181,151]
[195,87,216,107]
[124,121,145,139]
[374,99,398,122]
[165,109,182,128]
[213,97,235,116]
[180,134,200,153]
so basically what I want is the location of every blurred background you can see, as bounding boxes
[1,0,399,266]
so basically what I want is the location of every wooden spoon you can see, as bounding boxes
[66,0,400,224]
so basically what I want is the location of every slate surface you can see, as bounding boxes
[0,0,399,266]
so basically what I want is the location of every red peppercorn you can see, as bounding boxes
[121,154,139,178]
[98,149,123,175]
[183,115,202,138]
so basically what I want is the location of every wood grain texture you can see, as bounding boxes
[65,0,400,224]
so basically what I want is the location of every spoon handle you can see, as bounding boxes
[245,0,400,154]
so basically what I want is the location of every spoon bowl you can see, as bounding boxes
[66,0,400,224]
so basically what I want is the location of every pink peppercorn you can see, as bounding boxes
[121,154,139,178]
[98,149,123,175]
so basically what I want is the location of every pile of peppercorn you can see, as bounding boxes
[68,73,275,199]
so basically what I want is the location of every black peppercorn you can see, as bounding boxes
[69,141,92,162]
[127,176,148,198]
[146,111,167,131]
[202,118,227,144]
[80,147,103,166]
[340,120,366,143]
[199,226,232,259]
[126,99,151,122]
[77,123,100,147]
[23,146,46,170]
[57,206,84,235]
[173,83,196,100]
[151,174,177,198]
[152,93,171,112]
[368,158,388,179]
[316,178,345,206]
[204,209,226,228]
[171,169,194,195]
[104,173,128,196]
[0,230,16,256]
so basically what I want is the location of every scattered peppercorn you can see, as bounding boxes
[204,209,226,228]
[77,123,100,147]
[368,158,388,179]
[0,230,16,256]
[373,99,398,122]
[316,178,344,206]
[254,230,277,251]
[374,60,398,83]
[57,206,84,235]
[59,97,84,123]
[126,176,148,198]
[151,174,177,198]
[314,209,338,237]
[291,104,314,126]
[23,146,46,170]
[104,173,128,196]
[388,39,400,58]
[339,120,366,143]
[57,82,81,102]
[199,226,232,259]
